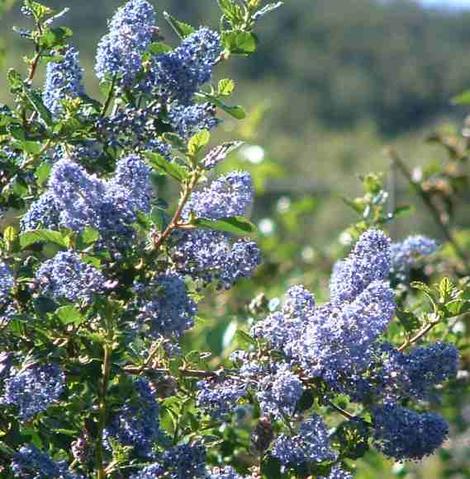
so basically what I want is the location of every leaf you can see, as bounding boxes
[148,42,173,55]
[163,11,196,38]
[78,227,100,246]
[222,30,258,55]
[19,82,54,127]
[396,309,420,333]
[235,329,257,346]
[56,305,84,326]
[188,129,210,156]
[7,68,23,93]
[451,89,470,105]
[202,141,243,168]
[218,0,244,25]
[19,229,69,249]
[218,78,235,96]
[39,26,73,49]
[252,2,284,20]
[194,216,256,235]
[145,152,188,182]
[35,162,51,186]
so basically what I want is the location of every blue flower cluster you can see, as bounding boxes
[0,260,14,305]
[320,466,353,479]
[96,0,156,86]
[161,443,207,479]
[168,102,218,139]
[183,171,254,221]
[151,27,221,104]
[390,234,438,282]
[22,155,152,248]
[208,466,246,479]
[272,415,337,467]
[105,378,160,458]
[134,272,197,339]
[130,463,165,479]
[173,171,260,288]
[1,364,64,420]
[372,404,448,460]
[197,229,457,464]
[43,45,84,117]
[36,251,105,302]
[11,445,84,479]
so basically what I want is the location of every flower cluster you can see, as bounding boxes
[272,415,337,467]
[390,234,438,282]
[172,171,260,288]
[1,363,64,420]
[95,0,156,86]
[43,45,84,117]
[22,155,152,248]
[134,272,197,339]
[198,229,458,466]
[0,260,13,305]
[105,378,160,458]
[11,445,83,479]
[151,27,221,104]
[372,404,449,460]
[36,251,105,302]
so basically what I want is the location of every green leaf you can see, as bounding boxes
[235,329,257,346]
[218,102,246,119]
[7,68,23,94]
[148,42,173,55]
[188,129,210,156]
[145,152,188,182]
[194,216,256,235]
[56,305,84,326]
[39,26,73,49]
[451,89,470,105]
[253,2,284,20]
[23,87,53,127]
[161,132,186,151]
[222,30,258,55]
[19,229,69,249]
[78,227,100,246]
[163,11,196,38]
[35,162,51,187]
[218,0,244,25]
[218,78,235,96]
[396,309,420,333]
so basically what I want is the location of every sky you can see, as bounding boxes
[420,0,470,8]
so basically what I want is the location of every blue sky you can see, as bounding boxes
[420,0,470,8]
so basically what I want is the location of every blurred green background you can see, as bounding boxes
[1,1,469,477]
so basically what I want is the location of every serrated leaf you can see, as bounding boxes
[396,309,420,333]
[56,305,84,326]
[163,11,196,38]
[79,227,100,246]
[145,152,187,182]
[222,30,258,55]
[19,229,69,249]
[194,216,256,235]
[188,129,210,156]
[218,78,235,96]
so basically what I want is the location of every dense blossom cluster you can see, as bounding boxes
[22,155,152,248]
[372,404,449,460]
[151,27,221,104]
[11,445,83,479]
[36,251,105,302]
[134,272,197,339]
[272,415,337,467]
[168,102,219,139]
[198,229,457,465]
[95,0,156,85]
[1,363,64,420]
[105,378,160,457]
[390,234,438,281]
[0,260,13,305]
[43,45,84,117]
[173,171,261,288]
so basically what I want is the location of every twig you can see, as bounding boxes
[124,365,221,379]
[325,399,356,420]
[153,171,200,250]
[398,318,439,352]
[387,148,469,266]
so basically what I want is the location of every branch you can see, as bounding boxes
[387,148,469,266]
[398,317,440,352]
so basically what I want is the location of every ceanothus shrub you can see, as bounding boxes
[0,1,467,478]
